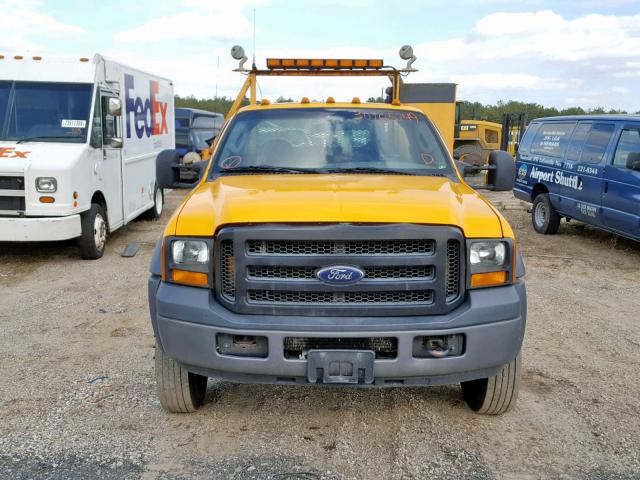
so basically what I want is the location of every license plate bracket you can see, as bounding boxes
[307,350,375,384]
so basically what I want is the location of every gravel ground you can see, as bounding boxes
[1,189,639,479]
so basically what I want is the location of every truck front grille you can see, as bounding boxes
[216,224,465,317]
[248,289,434,305]
[247,265,434,281]
[0,196,25,212]
[446,240,461,300]
[247,239,434,256]
[0,176,25,190]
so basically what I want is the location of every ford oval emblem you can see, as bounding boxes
[316,265,365,285]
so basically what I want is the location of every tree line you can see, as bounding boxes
[176,94,632,122]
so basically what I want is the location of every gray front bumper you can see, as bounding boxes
[148,277,526,386]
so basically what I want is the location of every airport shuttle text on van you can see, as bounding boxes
[0,54,175,258]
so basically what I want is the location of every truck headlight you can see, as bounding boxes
[164,238,212,287]
[172,240,209,264]
[36,177,57,193]
[469,241,506,267]
[467,240,512,288]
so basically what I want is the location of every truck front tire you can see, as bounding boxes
[142,184,164,220]
[461,353,521,415]
[78,203,107,260]
[155,344,208,413]
[532,193,560,234]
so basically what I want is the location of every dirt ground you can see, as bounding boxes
[1,189,639,480]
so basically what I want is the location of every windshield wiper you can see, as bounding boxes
[219,165,324,174]
[324,167,419,176]
[16,135,82,144]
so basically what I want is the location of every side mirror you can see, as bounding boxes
[487,150,516,191]
[156,149,203,189]
[108,98,122,116]
[110,137,123,148]
[626,152,640,172]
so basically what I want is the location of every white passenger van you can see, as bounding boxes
[0,54,174,258]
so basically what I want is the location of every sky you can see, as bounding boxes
[2,0,640,111]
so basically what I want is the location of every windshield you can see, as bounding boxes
[0,81,93,143]
[210,108,454,177]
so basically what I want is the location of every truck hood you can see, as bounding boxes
[174,174,504,238]
[0,142,87,173]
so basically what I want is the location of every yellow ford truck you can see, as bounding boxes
[148,50,525,415]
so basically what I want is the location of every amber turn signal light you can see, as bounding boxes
[170,269,209,287]
[470,271,508,288]
[39,196,55,203]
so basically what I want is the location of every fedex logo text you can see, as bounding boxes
[0,147,30,158]
[125,74,168,139]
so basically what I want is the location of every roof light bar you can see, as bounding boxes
[266,58,384,70]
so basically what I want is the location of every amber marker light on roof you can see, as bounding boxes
[266,58,385,70]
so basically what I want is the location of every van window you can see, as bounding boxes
[101,96,119,146]
[192,115,219,129]
[565,123,591,162]
[517,123,540,155]
[531,122,575,157]
[613,128,640,169]
[580,123,614,164]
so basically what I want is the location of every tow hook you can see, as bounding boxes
[425,338,452,358]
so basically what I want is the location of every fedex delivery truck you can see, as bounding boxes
[0,54,175,259]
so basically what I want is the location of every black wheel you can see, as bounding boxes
[155,344,208,413]
[461,353,521,415]
[532,193,560,234]
[142,184,164,220]
[77,203,107,260]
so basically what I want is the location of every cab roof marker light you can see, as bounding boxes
[265,58,385,70]
[352,97,361,104]
[326,96,335,104]
[14,55,23,60]
[79,57,89,62]
[301,97,310,104]
[32,56,42,61]
[260,99,270,105]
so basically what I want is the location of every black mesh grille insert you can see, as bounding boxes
[247,265,434,281]
[0,196,25,211]
[220,240,235,300]
[246,239,434,256]
[446,240,461,300]
[248,290,434,305]
[284,337,398,359]
[0,176,24,190]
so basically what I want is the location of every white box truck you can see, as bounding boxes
[0,54,174,258]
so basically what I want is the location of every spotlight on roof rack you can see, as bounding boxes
[399,45,417,71]
[231,45,248,71]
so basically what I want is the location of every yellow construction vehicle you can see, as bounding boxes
[453,119,502,165]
